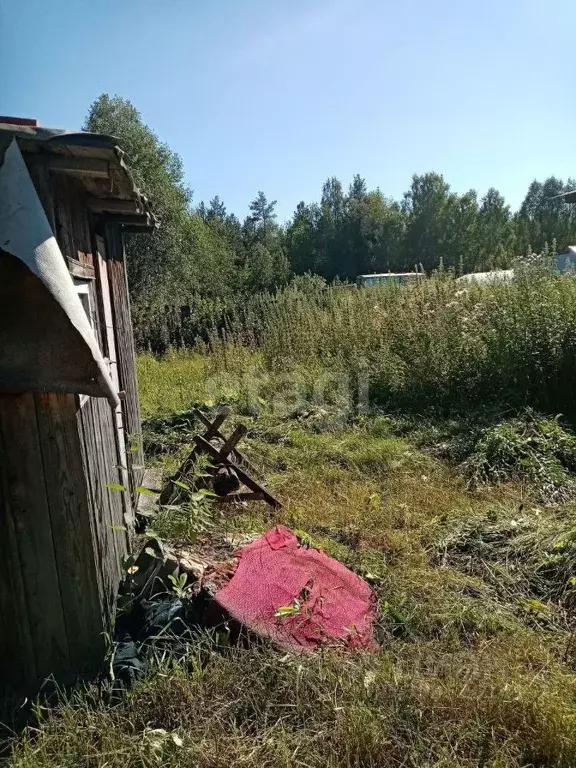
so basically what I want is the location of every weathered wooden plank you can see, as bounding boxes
[219,425,248,460]
[137,468,161,519]
[105,226,144,495]
[0,394,70,684]
[94,241,130,522]
[64,256,95,280]
[87,273,105,355]
[0,412,38,690]
[77,398,116,613]
[94,397,124,593]
[93,236,112,359]
[87,198,141,214]
[75,399,105,614]
[75,237,127,600]
[76,401,128,611]
[34,393,106,677]
[95,394,129,561]
[52,175,94,268]
[101,213,155,230]
[195,408,230,438]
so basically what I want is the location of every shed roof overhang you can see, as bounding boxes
[0,126,157,405]
[1,121,158,230]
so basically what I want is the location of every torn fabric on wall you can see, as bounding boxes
[0,137,119,406]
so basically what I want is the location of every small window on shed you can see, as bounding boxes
[73,278,98,406]
[73,278,94,326]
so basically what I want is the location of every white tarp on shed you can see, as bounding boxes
[0,137,119,405]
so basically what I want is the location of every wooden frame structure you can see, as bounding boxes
[160,408,281,509]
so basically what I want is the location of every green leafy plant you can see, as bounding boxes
[152,484,215,543]
[106,482,127,492]
[167,573,189,598]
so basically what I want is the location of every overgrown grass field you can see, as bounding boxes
[140,264,576,416]
[6,272,576,767]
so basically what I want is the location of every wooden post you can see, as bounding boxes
[192,408,260,475]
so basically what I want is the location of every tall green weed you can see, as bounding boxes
[140,270,576,415]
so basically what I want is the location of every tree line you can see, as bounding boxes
[85,94,576,313]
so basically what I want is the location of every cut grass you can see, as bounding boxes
[7,636,576,768]
[5,355,576,767]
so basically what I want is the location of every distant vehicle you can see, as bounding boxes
[456,270,514,285]
[356,272,424,287]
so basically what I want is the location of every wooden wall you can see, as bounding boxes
[0,388,129,691]
[0,165,141,693]
[52,174,95,278]
[0,393,109,690]
[51,175,139,532]
[76,394,126,614]
[105,224,145,496]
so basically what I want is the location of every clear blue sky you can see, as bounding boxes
[1,0,574,221]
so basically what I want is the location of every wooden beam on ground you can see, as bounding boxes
[137,468,162,519]
[193,407,230,439]
[192,408,260,476]
[218,424,248,460]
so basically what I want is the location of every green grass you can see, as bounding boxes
[8,280,576,766]
[137,352,209,419]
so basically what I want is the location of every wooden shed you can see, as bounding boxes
[0,118,156,694]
